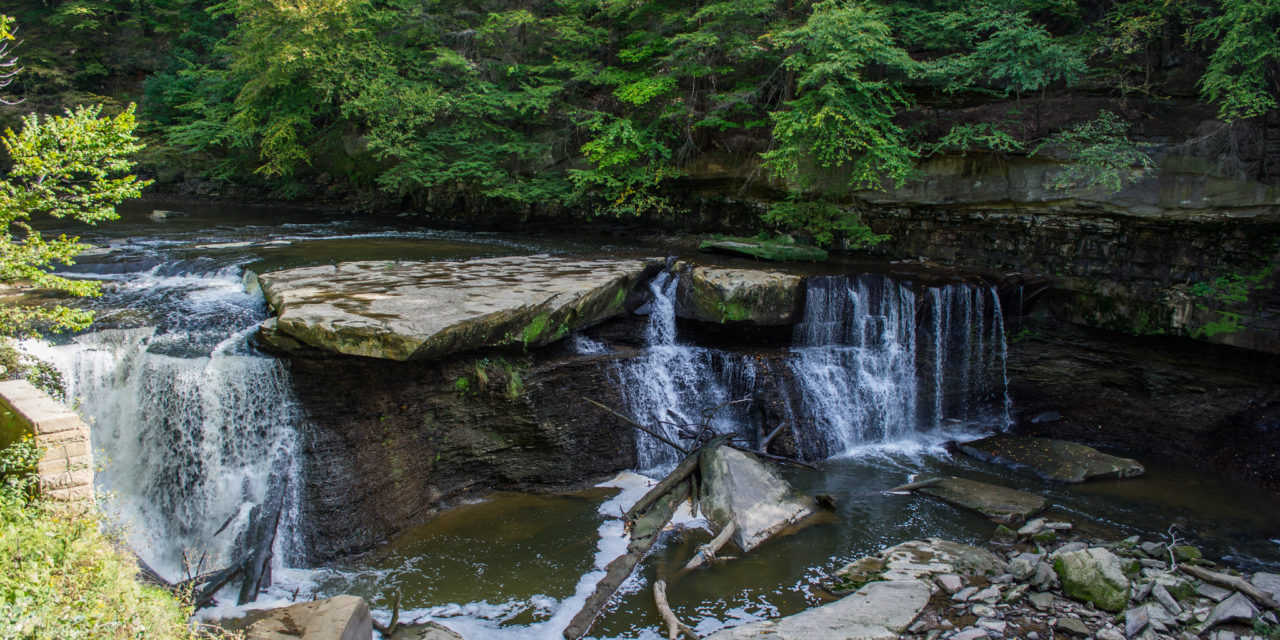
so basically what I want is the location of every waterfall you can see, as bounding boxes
[23,269,304,584]
[614,272,757,471]
[788,276,920,458]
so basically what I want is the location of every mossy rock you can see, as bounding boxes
[1054,548,1131,612]
[677,265,803,325]
[1171,545,1202,562]
[699,238,828,262]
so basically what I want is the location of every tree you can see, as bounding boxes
[1193,0,1280,122]
[0,15,150,337]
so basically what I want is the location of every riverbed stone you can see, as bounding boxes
[699,445,820,552]
[256,255,658,360]
[957,435,1145,483]
[676,265,802,325]
[703,579,930,640]
[241,595,373,640]
[917,476,1047,525]
[1054,547,1131,612]
[1203,592,1259,630]
[387,621,462,640]
[1251,572,1280,599]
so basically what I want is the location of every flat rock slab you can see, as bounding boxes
[242,595,372,640]
[838,539,1007,584]
[677,265,803,325]
[957,435,1145,483]
[698,239,828,262]
[704,579,930,640]
[918,476,1047,525]
[699,445,821,552]
[256,255,657,360]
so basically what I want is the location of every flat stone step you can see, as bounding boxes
[957,435,1145,483]
[917,476,1047,525]
[703,579,930,640]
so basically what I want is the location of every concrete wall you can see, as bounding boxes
[0,379,94,502]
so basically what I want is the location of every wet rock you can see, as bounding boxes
[1197,583,1233,602]
[703,579,929,640]
[387,622,462,640]
[1030,561,1060,592]
[953,586,980,602]
[1055,617,1090,636]
[1124,605,1150,637]
[1054,547,1131,612]
[1052,542,1089,557]
[698,238,828,263]
[676,265,802,325]
[916,476,1047,525]
[1170,545,1202,562]
[1044,522,1073,531]
[699,445,820,552]
[1202,592,1259,630]
[1008,553,1042,580]
[868,539,1007,581]
[241,595,373,640]
[1252,572,1280,600]
[257,255,658,360]
[1139,542,1166,558]
[1152,582,1183,616]
[1028,592,1055,610]
[938,574,965,594]
[971,586,1001,603]
[1018,518,1047,537]
[950,629,990,640]
[957,435,1145,483]
[1097,628,1126,640]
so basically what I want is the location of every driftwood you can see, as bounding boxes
[678,521,737,576]
[726,442,819,470]
[653,579,698,640]
[371,589,402,636]
[883,477,944,494]
[583,396,689,454]
[564,474,694,639]
[627,437,725,520]
[236,471,289,605]
[1179,564,1280,611]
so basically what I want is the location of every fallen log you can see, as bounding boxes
[1179,564,1280,611]
[678,521,737,576]
[564,477,693,639]
[584,396,689,454]
[883,477,944,494]
[627,437,724,521]
[653,579,697,640]
[236,471,289,605]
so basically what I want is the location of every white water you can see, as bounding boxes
[617,271,1011,463]
[613,272,757,470]
[23,267,305,584]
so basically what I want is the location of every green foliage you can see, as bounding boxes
[762,1,918,190]
[1189,267,1275,304]
[1035,111,1154,193]
[761,198,889,248]
[1193,0,1280,121]
[0,103,150,337]
[0,340,66,398]
[929,122,1026,156]
[0,434,41,507]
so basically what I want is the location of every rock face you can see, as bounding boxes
[287,347,639,563]
[703,579,930,640]
[256,255,658,360]
[917,476,1047,524]
[241,595,372,640]
[958,434,1145,483]
[699,445,821,552]
[1053,548,1130,612]
[676,265,803,325]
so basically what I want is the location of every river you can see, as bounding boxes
[21,199,1280,639]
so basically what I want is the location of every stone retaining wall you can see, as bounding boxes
[0,380,94,502]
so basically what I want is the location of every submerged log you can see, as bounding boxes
[564,470,694,639]
[237,471,289,605]
[653,579,698,640]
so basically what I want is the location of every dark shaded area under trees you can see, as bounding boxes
[1,0,1277,243]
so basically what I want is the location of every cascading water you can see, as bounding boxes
[787,275,920,458]
[22,261,305,584]
[617,272,1011,464]
[613,272,757,470]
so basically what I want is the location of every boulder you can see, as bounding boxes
[1252,572,1280,600]
[676,265,802,325]
[917,476,1047,524]
[1054,548,1131,612]
[838,539,1007,584]
[1202,592,1259,630]
[256,255,658,360]
[703,579,930,640]
[699,445,821,552]
[388,621,463,640]
[698,238,828,262]
[957,435,1145,483]
[242,595,372,640]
